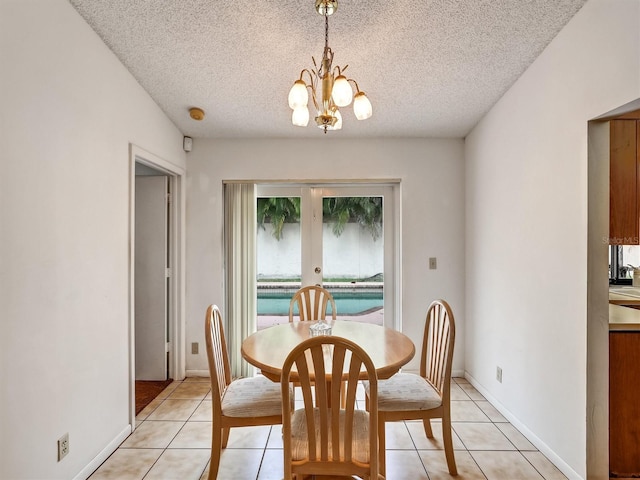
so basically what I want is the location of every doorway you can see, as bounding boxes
[135,169,170,381]
[256,184,399,330]
[129,145,186,427]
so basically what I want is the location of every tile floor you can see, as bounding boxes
[89,377,567,480]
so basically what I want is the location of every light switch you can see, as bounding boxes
[429,257,437,270]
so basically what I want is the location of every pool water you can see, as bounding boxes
[257,291,383,316]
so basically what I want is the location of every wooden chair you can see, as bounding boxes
[281,336,383,480]
[365,299,457,476]
[204,305,288,480]
[288,285,337,322]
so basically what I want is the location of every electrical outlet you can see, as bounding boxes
[496,366,503,383]
[57,433,69,461]
[191,342,199,354]
[429,257,437,269]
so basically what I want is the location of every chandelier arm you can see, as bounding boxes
[346,78,361,93]
[333,65,349,76]
[298,69,320,110]
[309,85,320,111]
[298,68,314,84]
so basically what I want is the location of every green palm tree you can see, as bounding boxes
[257,197,300,240]
[323,196,382,240]
[257,196,382,241]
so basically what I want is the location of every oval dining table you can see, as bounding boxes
[241,320,416,383]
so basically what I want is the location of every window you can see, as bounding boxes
[610,245,640,284]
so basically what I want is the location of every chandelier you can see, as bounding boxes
[287,0,372,133]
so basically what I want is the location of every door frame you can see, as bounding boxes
[128,144,186,428]
[256,181,401,330]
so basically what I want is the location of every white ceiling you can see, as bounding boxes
[69,0,587,139]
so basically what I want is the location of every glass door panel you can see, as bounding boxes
[256,192,302,330]
[320,189,386,325]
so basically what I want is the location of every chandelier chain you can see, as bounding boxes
[325,11,329,51]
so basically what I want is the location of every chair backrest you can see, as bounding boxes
[281,336,378,478]
[204,305,232,419]
[420,299,456,400]
[288,285,337,322]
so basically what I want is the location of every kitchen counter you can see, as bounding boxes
[609,288,640,331]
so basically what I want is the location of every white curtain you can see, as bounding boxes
[223,183,256,378]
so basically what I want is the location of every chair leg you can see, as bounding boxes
[378,418,386,477]
[422,418,434,438]
[208,427,223,480]
[441,414,458,476]
[221,427,230,448]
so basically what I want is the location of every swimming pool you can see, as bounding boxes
[257,289,383,316]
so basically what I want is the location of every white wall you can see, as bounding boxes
[464,0,640,478]
[186,138,465,376]
[0,2,186,479]
[257,223,383,279]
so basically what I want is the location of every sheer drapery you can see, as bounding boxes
[224,183,256,378]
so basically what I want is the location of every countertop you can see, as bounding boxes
[609,287,640,331]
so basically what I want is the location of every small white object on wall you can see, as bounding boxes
[183,136,193,152]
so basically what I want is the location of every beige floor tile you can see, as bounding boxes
[215,448,263,479]
[144,448,210,480]
[451,382,472,400]
[452,400,491,422]
[453,423,516,451]
[136,397,164,420]
[458,383,486,401]
[147,399,201,421]
[121,421,184,449]
[496,423,536,451]
[156,381,181,399]
[169,421,212,449]
[521,451,568,480]
[190,400,212,421]
[384,449,429,479]
[184,376,210,383]
[454,377,470,384]
[475,400,508,422]
[168,382,211,400]
[406,420,465,450]
[226,424,273,449]
[471,451,544,479]
[420,450,487,480]
[266,425,284,449]
[383,421,415,449]
[88,448,162,479]
[257,448,285,479]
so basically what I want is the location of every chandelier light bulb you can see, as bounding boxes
[288,80,309,109]
[332,75,352,107]
[292,105,310,127]
[332,109,343,130]
[353,91,372,120]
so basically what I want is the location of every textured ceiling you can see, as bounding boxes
[69,0,587,138]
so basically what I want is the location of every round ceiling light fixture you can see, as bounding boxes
[189,107,205,121]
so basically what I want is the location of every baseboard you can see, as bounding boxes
[464,372,583,480]
[73,425,131,480]
[185,369,210,378]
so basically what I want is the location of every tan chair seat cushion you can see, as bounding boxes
[365,373,442,411]
[290,408,371,463]
[221,376,285,417]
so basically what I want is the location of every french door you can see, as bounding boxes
[256,184,397,329]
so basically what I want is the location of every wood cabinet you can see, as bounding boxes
[609,118,640,244]
[609,331,640,477]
